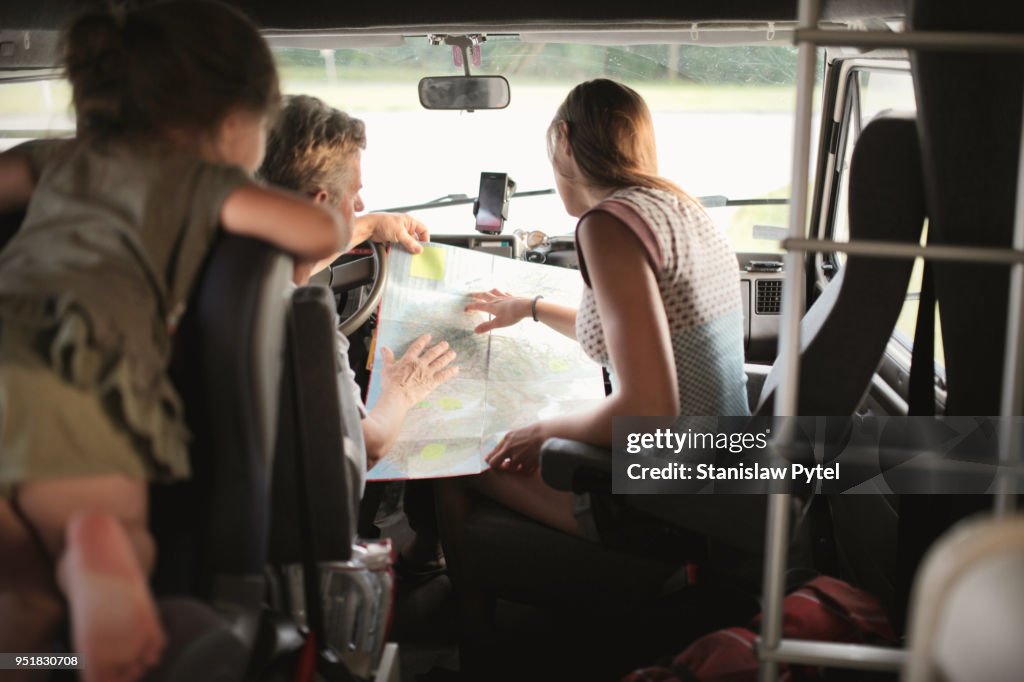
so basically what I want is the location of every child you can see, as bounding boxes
[0,2,350,680]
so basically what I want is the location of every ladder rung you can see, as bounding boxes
[783,237,1024,266]
[758,639,907,672]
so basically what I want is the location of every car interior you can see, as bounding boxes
[1,0,1023,681]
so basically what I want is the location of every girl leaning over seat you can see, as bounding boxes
[0,2,352,680]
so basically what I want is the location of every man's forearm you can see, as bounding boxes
[361,389,412,466]
[349,214,378,250]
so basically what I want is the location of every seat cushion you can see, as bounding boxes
[464,497,681,612]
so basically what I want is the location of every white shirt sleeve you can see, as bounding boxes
[282,281,368,499]
[334,322,367,498]
[334,328,368,419]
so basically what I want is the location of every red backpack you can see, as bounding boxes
[623,576,898,682]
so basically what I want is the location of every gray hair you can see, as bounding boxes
[258,94,366,196]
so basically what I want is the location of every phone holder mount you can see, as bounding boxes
[473,174,516,234]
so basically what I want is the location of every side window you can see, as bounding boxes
[0,78,72,152]
[832,69,917,248]
[822,64,944,368]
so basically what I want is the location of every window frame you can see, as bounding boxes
[808,54,946,413]
[813,57,912,288]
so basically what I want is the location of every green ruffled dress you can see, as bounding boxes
[0,138,252,495]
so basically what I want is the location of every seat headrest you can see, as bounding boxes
[756,114,925,416]
[848,114,925,243]
[157,234,291,593]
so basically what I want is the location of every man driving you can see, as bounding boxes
[259,96,453,575]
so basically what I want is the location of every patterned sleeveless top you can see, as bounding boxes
[574,186,749,416]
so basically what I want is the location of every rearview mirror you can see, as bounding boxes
[418,76,510,110]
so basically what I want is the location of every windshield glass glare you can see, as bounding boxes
[0,36,801,252]
[274,37,800,249]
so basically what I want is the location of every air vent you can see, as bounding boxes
[755,279,782,315]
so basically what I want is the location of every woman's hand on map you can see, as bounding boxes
[485,422,546,474]
[465,289,531,333]
[380,333,459,407]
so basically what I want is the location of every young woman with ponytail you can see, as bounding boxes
[439,80,749,636]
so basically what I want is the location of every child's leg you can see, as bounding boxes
[17,475,166,682]
[0,499,65,682]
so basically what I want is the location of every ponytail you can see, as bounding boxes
[64,9,126,137]
[63,0,279,140]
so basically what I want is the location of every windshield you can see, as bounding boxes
[274,37,799,249]
[0,35,799,251]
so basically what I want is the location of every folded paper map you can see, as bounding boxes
[365,243,605,480]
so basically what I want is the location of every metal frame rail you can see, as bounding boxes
[758,3,1024,679]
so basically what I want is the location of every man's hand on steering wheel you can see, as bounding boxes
[328,213,430,335]
[355,212,429,254]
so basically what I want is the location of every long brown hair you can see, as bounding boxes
[549,79,695,205]
[64,0,279,141]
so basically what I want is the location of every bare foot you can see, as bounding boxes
[59,511,166,682]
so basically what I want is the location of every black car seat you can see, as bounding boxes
[893,0,1024,631]
[755,114,927,621]
[158,271,378,682]
[457,487,780,681]
[910,0,1024,418]
[0,208,23,252]
[2,213,291,680]
[753,115,925,418]
[455,113,928,681]
[270,284,359,566]
[267,284,362,678]
[149,234,291,681]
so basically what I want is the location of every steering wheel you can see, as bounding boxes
[309,241,389,337]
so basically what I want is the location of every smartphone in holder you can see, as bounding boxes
[474,172,514,234]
